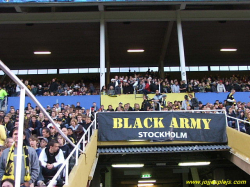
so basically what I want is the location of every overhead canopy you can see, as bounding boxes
[0,2,249,70]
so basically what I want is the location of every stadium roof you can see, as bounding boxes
[0,1,250,70]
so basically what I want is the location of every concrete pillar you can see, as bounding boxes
[100,17,106,90]
[212,168,225,187]
[176,10,187,82]
[190,167,201,187]
[182,172,189,187]
[105,166,112,187]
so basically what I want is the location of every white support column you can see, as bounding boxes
[176,10,187,82]
[15,87,25,187]
[100,16,106,90]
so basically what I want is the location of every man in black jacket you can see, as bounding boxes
[188,94,199,110]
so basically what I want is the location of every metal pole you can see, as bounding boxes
[94,112,97,129]
[236,119,240,131]
[75,148,79,166]
[100,17,106,90]
[15,87,25,187]
[176,10,187,82]
[65,162,69,185]
[0,60,78,151]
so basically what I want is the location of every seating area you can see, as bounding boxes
[0,73,250,186]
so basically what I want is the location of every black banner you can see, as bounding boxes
[98,112,227,143]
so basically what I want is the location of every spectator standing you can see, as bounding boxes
[179,81,187,93]
[0,86,7,109]
[115,83,122,95]
[171,81,180,93]
[217,80,226,92]
[49,78,58,93]
[226,89,236,111]
[152,90,162,111]
[188,94,199,110]
[141,95,151,111]
[182,95,191,110]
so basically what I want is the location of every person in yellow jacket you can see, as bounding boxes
[0,86,8,109]
[0,116,6,146]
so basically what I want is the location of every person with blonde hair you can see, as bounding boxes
[4,138,13,148]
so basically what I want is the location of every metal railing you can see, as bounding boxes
[0,60,84,187]
[226,115,250,132]
[48,120,96,187]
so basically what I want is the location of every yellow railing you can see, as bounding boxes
[227,127,250,162]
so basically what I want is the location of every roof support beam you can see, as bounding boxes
[0,10,250,24]
[14,6,22,13]
[158,21,174,78]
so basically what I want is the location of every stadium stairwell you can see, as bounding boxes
[63,130,99,187]
[225,127,250,175]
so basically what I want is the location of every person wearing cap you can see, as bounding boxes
[161,95,167,108]
[108,78,116,89]
[47,123,59,141]
[42,127,52,144]
[67,126,77,150]
[217,80,226,92]
[40,138,48,150]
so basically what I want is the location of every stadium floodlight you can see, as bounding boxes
[127,49,144,52]
[220,48,237,52]
[34,51,51,54]
[112,164,144,168]
[138,180,156,183]
[178,162,210,166]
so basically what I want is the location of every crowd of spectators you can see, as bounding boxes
[0,72,250,98]
[0,101,96,186]
[0,72,250,186]
[2,78,98,97]
[103,72,250,95]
